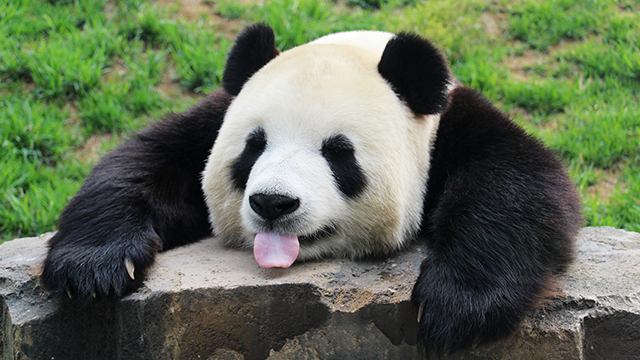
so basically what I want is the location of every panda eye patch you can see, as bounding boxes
[245,127,267,151]
[321,134,355,157]
[230,127,267,191]
[321,134,366,198]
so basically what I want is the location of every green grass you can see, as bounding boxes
[1,0,639,242]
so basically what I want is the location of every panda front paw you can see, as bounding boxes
[42,232,160,302]
[412,256,532,357]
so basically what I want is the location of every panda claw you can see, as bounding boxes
[125,258,135,280]
[417,301,425,323]
[101,281,109,295]
[66,287,73,299]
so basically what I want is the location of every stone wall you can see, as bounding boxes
[1,227,639,359]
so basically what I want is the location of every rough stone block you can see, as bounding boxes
[1,227,639,359]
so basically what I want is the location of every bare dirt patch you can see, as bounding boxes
[587,167,624,201]
[158,0,213,21]
[104,58,128,83]
[502,40,581,82]
[156,67,203,100]
[155,0,263,37]
[502,50,548,82]
[76,134,114,163]
[482,13,502,38]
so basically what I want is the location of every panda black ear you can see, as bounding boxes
[222,24,279,96]
[378,33,451,115]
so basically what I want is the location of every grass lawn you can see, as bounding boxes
[1,0,639,242]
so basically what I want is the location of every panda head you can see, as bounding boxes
[202,24,452,267]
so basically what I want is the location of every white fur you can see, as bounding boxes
[202,31,441,260]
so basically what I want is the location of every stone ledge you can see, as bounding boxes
[1,227,639,360]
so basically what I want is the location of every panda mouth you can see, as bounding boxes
[252,219,338,245]
[298,225,338,245]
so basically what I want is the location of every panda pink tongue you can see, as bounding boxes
[253,232,299,268]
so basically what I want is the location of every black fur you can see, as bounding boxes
[414,86,581,357]
[378,33,451,115]
[222,23,279,96]
[230,127,267,191]
[321,134,367,198]
[42,90,232,302]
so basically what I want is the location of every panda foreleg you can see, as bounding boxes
[412,87,581,357]
[42,180,163,302]
[41,90,232,302]
[414,168,578,356]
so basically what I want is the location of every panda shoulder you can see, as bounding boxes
[438,86,559,165]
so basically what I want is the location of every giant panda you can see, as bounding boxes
[42,24,582,356]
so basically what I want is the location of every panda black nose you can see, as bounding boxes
[249,194,300,221]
